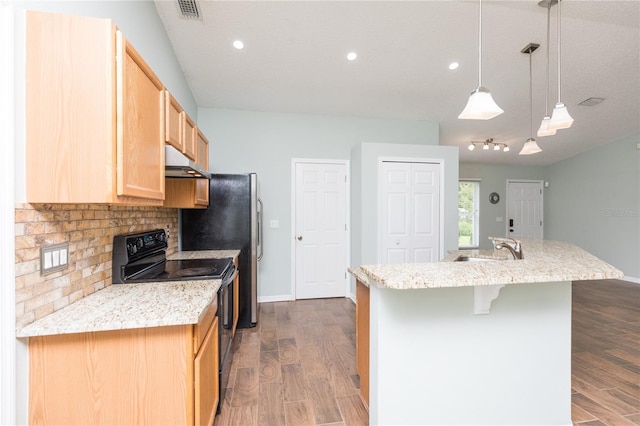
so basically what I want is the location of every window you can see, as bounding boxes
[458,180,480,248]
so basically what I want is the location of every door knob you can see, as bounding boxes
[297,236,303,241]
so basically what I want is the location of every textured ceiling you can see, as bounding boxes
[154,0,640,166]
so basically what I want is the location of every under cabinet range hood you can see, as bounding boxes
[164,145,210,179]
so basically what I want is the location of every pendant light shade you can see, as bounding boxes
[537,116,556,137]
[458,87,504,120]
[537,1,557,137]
[548,0,573,130]
[549,102,574,129]
[458,0,503,120]
[519,138,543,155]
[519,43,542,156]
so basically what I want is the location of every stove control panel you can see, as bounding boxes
[125,230,167,256]
[113,228,168,264]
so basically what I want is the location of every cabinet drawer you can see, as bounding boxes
[194,297,217,354]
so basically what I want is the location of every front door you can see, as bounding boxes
[293,160,348,299]
[506,180,544,239]
[380,161,441,264]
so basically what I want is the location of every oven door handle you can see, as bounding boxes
[220,265,237,288]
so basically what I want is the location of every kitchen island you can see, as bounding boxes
[350,239,623,426]
[17,249,240,426]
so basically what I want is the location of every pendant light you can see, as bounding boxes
[519,43,542,156]
[458,0,503,120]
[548,0,574,129]
[537,0,557,137]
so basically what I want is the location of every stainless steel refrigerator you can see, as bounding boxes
[180,173,262,328]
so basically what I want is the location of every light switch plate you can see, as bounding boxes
[40,242,69,275]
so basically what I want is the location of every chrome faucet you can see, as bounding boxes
[489,237,524,260]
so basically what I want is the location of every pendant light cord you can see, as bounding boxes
[478,0,483,87]
[529,50,534,137]
[545,5,551,116]
[557,0,562,102]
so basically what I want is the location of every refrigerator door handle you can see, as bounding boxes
[257,197,264,261]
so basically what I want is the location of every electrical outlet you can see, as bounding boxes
[40,242,69,275]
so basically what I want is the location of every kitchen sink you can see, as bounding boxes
[454,255,499,262]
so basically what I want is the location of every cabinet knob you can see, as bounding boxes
[297,235,303,241]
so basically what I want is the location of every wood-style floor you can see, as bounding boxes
[571,279,640,425]
[215,279,639,426]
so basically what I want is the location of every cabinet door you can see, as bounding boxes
[183,113,197,161]
[165,91,183,151]
[194,179,210,207]
[164,178,209,209]
[116,32,165,201]
[25,11,116,203]
[194,316,219,426]
[196,128,209,171]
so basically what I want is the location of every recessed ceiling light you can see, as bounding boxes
[233,40,244,50]
[346,52,357,61]
[449,62,459,70]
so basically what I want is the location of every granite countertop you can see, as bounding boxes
[168,249,240,261]
[349,239,624,290]
[17,250,240,338]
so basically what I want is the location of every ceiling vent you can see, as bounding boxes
[578,97,605,107]
[177,0,201,19]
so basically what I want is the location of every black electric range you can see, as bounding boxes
[112,229,234,284]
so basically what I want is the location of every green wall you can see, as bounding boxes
[545,134,639,280]
[461,134,640,280]
[458,163,547,249]
[197,108,440,299]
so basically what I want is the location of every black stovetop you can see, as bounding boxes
[112,229,234,284]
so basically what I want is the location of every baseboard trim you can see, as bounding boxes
[622,276,640,285]
[258,294,295,303]
[258,294,358,303]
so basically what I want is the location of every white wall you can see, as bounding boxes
[545,134,640,281]
[196,108,439,299]
[1,3,17,424]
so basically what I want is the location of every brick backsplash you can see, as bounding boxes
[15,203,179,328]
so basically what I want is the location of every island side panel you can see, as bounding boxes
[356,280,370,407]
[369,281,572,426]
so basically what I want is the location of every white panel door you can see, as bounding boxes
[294,162,347,299]
[380,162,440,264]
[507,181,543,239]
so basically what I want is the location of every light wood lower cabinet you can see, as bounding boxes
[28,300,219,425]
[356,280,370,407]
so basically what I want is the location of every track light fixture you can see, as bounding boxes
[468,138,509,152]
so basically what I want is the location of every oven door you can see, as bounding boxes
[217,266,237,411]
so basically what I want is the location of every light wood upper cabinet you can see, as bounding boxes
[164,178,209,209]
[165,91,183,151]
[116,33,165,201]
[26,11,164,205]
[183,113,197,161]
[196,128,209,171]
